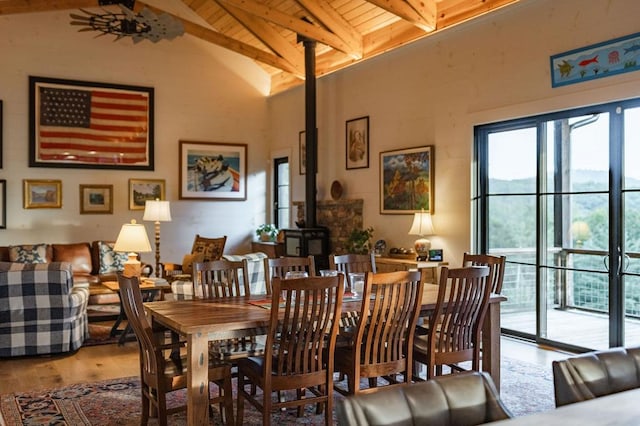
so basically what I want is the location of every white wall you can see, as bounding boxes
[267,0,640,268]
[0,7,270,264]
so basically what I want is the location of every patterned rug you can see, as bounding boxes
[0,357,555,425]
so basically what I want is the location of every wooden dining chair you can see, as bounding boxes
[333,270,425,396]
[329,253,377,287]
[462,252,507,294]
[412,266,491,380]
[263,255,316,295]
[192,259,265,362]
[236,275,344,426]
[117,273,234,425]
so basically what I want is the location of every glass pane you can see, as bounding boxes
[545,267,609,350]
[488,195,536,264]
[488,128,537,194]
[624,107,640,189]
[501,263,536,335]
[624,274,640,347]
[624,192,640,273]
[545,114,609,193]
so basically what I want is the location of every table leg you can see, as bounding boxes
[482,301,501,391]
[187,331,210,426]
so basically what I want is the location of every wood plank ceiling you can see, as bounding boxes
[0,0,519,95]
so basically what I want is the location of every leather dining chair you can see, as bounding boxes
[117,273,234,425]
[192,259,265,363]
[264,255,316,295]
[333,270,425,395]
[236,275,344,426]
[413,266,491,380]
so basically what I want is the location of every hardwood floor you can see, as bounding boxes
[0,334,570,395]
[0,336,139,394]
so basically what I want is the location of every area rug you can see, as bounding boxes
[0,356,555,425]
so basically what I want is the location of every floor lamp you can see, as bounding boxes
[143,199,172,278]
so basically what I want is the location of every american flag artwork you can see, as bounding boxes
[30,77,153,169]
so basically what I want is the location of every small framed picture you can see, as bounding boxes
[428,249,443,262]
[129,178,165,210]
[24,179,62,209]
[80,184,113,214]
[346,116,369,170]
[0,179,5,228]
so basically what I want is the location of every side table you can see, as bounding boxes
[102,280,172,345]
[375,257,448,283]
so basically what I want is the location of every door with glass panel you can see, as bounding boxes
[475,98,640,351]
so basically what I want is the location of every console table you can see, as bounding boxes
[251,241,284,258]
[375,257,448,283]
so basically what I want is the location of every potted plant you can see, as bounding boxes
[346,226,374,254]
[256,224,279,242]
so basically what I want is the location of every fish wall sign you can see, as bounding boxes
[550,31,640,88]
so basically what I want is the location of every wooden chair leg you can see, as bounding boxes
[237,373,246,426]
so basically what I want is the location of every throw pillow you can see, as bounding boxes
[182,253,204,276]
[8,243,49,263]
[98,241,128,274]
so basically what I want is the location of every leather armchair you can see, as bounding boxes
[336,371,512,426]
[552,346,640,407]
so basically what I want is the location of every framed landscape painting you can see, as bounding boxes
[29,76,154,170]
[179,141,247,201]
[23,179,62,209]
[80,184,113,214]
[380,145,434,214]
[129,179,165,210]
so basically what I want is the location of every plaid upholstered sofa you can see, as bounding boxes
[0,261,89,357]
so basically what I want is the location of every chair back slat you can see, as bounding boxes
[264,256,316,295]
[431,266,491,357]
[462,252,506,294]
[356,271,424,379]
[117,274,160,378]
[193,259,250,299]
[329,253,377,275]
[268,276,343,379]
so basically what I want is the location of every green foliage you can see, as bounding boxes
[256,224,278,241]
[346,227,374,254]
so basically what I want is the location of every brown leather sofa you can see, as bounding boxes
[0,241,151,305]
[552,346,640,407]
[336,371,512,426]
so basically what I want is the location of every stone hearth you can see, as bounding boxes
[293,199,363,255]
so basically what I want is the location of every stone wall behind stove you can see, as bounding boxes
[293,199,363,255]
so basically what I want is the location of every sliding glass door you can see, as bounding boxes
[475,98,640,351]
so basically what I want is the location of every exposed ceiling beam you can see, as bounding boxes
[216,0,359,58]
[366,0,436,32]
[215,1,305,77]
[0,0,95,14]
[297,0,363,59]
[137,1,304,77]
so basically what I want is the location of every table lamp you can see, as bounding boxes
[114,219,152,278]
[143,199,172,277]
[408,209,434,261]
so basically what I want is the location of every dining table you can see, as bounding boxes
[144,284,506,425]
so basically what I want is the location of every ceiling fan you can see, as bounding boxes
[69,0,184,43]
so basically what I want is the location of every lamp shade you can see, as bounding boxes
[408,211,434,236]
[143,199,172,222]
[114,220,152,253]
